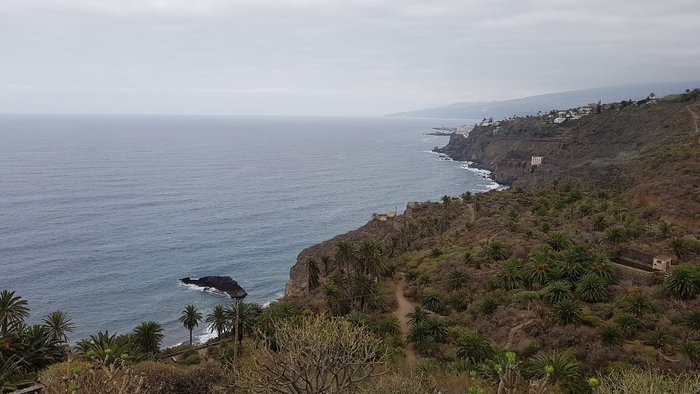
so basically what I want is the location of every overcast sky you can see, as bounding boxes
[1,0,698,116]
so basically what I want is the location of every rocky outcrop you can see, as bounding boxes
[285,213,407,298]
[180,276,247,299]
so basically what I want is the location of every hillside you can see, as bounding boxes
[283,91,700,392]
[435,94,700,227]
[389,81,700,120]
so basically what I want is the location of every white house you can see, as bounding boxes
[531,156,543,166]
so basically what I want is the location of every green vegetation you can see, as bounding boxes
[4,93,700,392]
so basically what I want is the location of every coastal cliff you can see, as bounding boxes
[285,93,700,299]
[435,97,700,226]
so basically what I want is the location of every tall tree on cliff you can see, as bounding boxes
[335,240,357,274]
[0,290,29,336]
[179,304,202,346]
[308,258,320,290]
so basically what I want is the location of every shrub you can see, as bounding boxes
[615,314,647,338]
[480,297,500,315]
[623,293,657,316]
[599,325,624,348]
[357,373,437,394]
[678,310,700,332]
[421,291,447,314]
[238,315,386,393]
[447,271,469,290]
[554,299,583,325]
[485,241,509,261]
[135,361,222,394]
[681,341,700,368]
[595,367,700,394]
[643,330,673,348]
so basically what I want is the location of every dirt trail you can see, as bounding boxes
[504,319,534,349]
[393,278,418,368]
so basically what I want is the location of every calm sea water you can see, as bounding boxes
[0,115,496,346]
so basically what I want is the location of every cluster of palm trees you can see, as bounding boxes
[180,300,263,348]
[314,240,393,316]
[0,290,73,392]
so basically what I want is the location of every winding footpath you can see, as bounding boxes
[393,278,418,368]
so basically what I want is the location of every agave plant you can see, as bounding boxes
[575,274,608,303]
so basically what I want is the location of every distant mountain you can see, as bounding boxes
[389,80,700,119]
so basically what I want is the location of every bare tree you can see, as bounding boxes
[239,315,387,393]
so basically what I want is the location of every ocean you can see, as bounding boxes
[0,114,497,346]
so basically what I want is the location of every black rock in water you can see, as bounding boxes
[180,276,248,299]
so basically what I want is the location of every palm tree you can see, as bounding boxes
[495,266,523,290]
[543,280,573,304]
[624,293,656,316]
[335,241,357,274]
[320,255,331,276]
[546,231,571,251]
[206,304,227,339]
[421,291,446,314]
[179,304,202,346]
[406,305,428,326]
[668,237,690,259]
[447,271,469,290]
[0,290,30,335]
[575,274,608,303]
[554,300,583,325]
[225,301,261,344]
[485,241,509,261]
[132,321,164,354]
[358,241,385,278]
[308,258,320,290]
[523,351,582,393]
[662,267,700,300]
[41,310,74,342]
[456,331,494,363]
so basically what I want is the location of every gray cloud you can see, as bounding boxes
[1,0,698,115]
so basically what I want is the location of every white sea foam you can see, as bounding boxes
[178,281,230,298]
[262,290,285,307]
[196,329,218,344]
